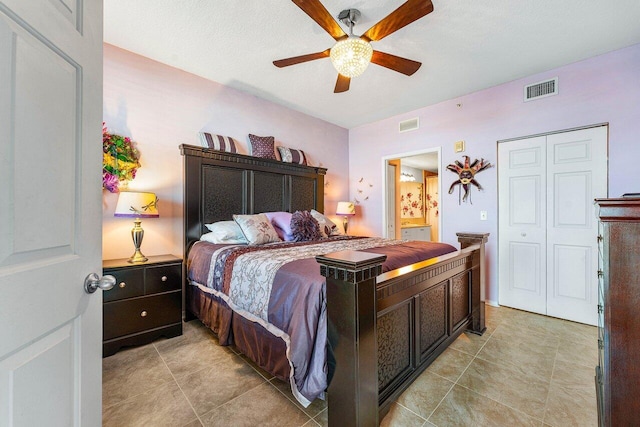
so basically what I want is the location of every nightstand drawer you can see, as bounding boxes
[145,263,181,294]
[103,268,145,302]
[103,291,181,340]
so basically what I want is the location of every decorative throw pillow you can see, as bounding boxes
[204,221,247,243]
[290,210,321,242]
[277,147,307,165]
[198,132,239,153]
[233,213,281,245]
[310,209,342,237]
[200,231,247,245]
[248,134,277,160]
[264,211,295,241]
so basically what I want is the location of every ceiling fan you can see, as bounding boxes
[273,0,434,93]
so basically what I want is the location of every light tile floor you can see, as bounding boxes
[103,305,598,426]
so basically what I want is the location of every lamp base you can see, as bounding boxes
[128,218,148,263]
[343,217,349,235]
[128,249,148,264]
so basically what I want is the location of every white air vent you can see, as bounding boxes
[524,77,558,102]
[399,117,419,132]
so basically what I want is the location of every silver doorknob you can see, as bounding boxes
[84,273,116,294]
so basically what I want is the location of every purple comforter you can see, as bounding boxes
[187,236,456,406]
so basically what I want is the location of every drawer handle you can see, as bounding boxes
[140,311,148,317]
[119,282,126,289]
[161,276,168,282]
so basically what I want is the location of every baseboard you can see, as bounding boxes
[485,299,499,307]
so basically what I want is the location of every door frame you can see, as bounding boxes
[382,147,442,241]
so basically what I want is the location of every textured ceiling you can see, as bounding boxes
[104,0,640,129]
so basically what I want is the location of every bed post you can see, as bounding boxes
[316,250,387,427]
[456,232,489,335]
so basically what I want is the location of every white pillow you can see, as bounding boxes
[233,213,282,245]
[200,231,247,244]
[310,209,343,237]
[204,221,247,243]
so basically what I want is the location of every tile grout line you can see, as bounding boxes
[265,378,317,424]
[101,347,178,412]
[540,339,561,427]
[452,317,551,425]
[453,381,546,423]
[152,342,205,427]
[422,330,492,426]
[159,324,297,424]
[392,400,429,424]
[425,314,500,425]
[462,327,547,423]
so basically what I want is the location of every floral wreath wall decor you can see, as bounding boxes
[446,155,492,204]
[102,123,141,193]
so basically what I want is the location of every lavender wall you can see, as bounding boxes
[348,43,640,304]
[103,44,349,260]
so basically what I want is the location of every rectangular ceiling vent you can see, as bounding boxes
[524,77,558,102]
[399,117,419,133]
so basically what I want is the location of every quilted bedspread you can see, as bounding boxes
[187,236,456,406]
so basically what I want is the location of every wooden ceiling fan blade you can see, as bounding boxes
[371,50,421,76]
[292,0,347,41]
[273,49,331,68]
[334,74,350,93]
[361,0,434,42]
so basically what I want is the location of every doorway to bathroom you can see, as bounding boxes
[384,148,441,242]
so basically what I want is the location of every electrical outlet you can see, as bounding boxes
[480,210,487,221]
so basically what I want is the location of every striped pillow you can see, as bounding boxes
[248,134,277,160]
[277,146,307,165]
[199,132,238,153]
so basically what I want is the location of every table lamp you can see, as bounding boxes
[336,201,356,234]
[114,191,159,263]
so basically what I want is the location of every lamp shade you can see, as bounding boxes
[336,201,356,216]
[114,192,159,218]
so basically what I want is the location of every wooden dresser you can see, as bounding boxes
[595,197,640,426]
[102,254,183,357]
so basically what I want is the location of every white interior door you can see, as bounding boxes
[386,163,396,239]
[498,127,607,325]
[498,136,547,315]
[545,127,607,324]
[0,1,103,425]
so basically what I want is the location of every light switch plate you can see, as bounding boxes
[454,140,465,153]
[480,210,487,220]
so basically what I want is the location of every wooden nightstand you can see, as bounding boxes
[102,254,183,357]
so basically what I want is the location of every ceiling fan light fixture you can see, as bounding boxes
[330,36,373,78]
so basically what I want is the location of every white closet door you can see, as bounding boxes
[498,127,607,325]
[498,136,547,315]
[546,127,608,324]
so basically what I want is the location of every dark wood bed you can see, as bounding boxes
[180,144,488,426]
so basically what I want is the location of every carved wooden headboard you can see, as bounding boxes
[180,144,327,256]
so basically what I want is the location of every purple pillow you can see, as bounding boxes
[264,211,294,241]
[290,210,321,242]
[249,134,277,160]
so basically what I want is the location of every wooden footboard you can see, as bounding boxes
[316,232,488,427]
